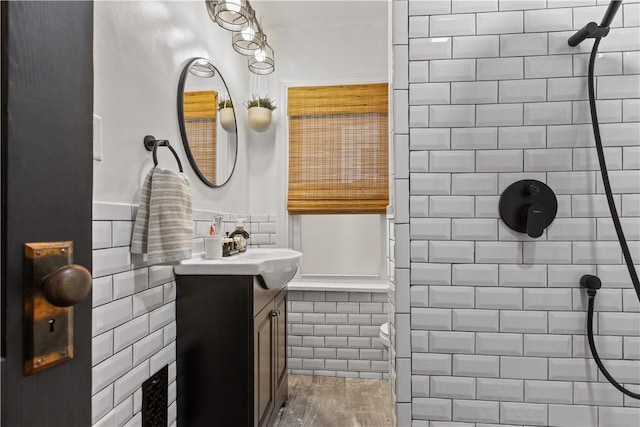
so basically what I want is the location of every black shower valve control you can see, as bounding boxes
[499,180,558,239]
[525,203,545,238]
[526,183,540,196]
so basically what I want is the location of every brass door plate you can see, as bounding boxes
[24,242,75,375]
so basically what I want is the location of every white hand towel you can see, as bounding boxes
[131,166,193,265]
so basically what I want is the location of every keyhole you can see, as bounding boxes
[48,319,55,333]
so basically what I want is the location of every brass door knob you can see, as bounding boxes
[42,264,92,307]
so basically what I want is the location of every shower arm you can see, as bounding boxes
[568,0,622,46]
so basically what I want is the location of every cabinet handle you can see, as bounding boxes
[270,310,278,317]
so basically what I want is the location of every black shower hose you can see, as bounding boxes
[586,36,640,399]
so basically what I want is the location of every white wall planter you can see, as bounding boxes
[247,106,273,133]
[219,107,236,133]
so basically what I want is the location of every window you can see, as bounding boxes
[287,83,389,215]
[286,83,389,281]
[295,214,384,277]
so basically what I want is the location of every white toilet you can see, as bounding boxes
[379,322,390,349]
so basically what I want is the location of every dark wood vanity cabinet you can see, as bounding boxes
[254,289,287,427]
[176,275,288,427]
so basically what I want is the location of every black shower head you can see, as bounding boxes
[568,0,622,46]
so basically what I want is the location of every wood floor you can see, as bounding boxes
[272,375,394,427]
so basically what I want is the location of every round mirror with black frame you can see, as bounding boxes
[177,57,238,188]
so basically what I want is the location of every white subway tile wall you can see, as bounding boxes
[393,0,640,425]
[287,291,389,378]
[91,202,277,426]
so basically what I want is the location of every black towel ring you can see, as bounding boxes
[143,135,183,173]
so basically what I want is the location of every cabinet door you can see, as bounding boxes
[254,305,274,427]
[274,291,288,390]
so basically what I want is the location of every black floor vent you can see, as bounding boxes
[142,365,168,427]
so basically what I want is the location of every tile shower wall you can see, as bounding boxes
[388,215,399,407]
[91,202,276,426]
[287,290,390,379]
[388,214,400,427]
[392,0,640,426]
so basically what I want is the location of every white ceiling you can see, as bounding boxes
[247,0,388,81]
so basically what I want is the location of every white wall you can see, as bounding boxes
[246,0,389,215]
[392,0,640,425]
[94,0,251,213]
[92,0,391,215]
[91,2,390,424]
[91,2,259,425]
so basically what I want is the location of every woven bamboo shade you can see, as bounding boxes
[287,83,389,215]
[288,83,388,116]
[184,91,217,182]
[184,90,217,120]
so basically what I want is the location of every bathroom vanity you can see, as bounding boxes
[175,274,287,426]
[174,249,302,427]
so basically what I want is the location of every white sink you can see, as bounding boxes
[174,248,303,290]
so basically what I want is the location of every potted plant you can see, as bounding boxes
[246,95,276,133]
[218,98,236,133]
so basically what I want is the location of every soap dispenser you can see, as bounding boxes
[229,218,250,253]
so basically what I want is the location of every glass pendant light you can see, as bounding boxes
[189,58,216,78]
[213,0,249,32]
[205,0,218,22]
[206,0,276,73]
[232,5,264,55]
[248,35,275,75]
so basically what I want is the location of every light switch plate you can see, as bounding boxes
[93,114,103,161]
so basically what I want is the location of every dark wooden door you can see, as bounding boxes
[254,304,274,427]
[1,1,93,426]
